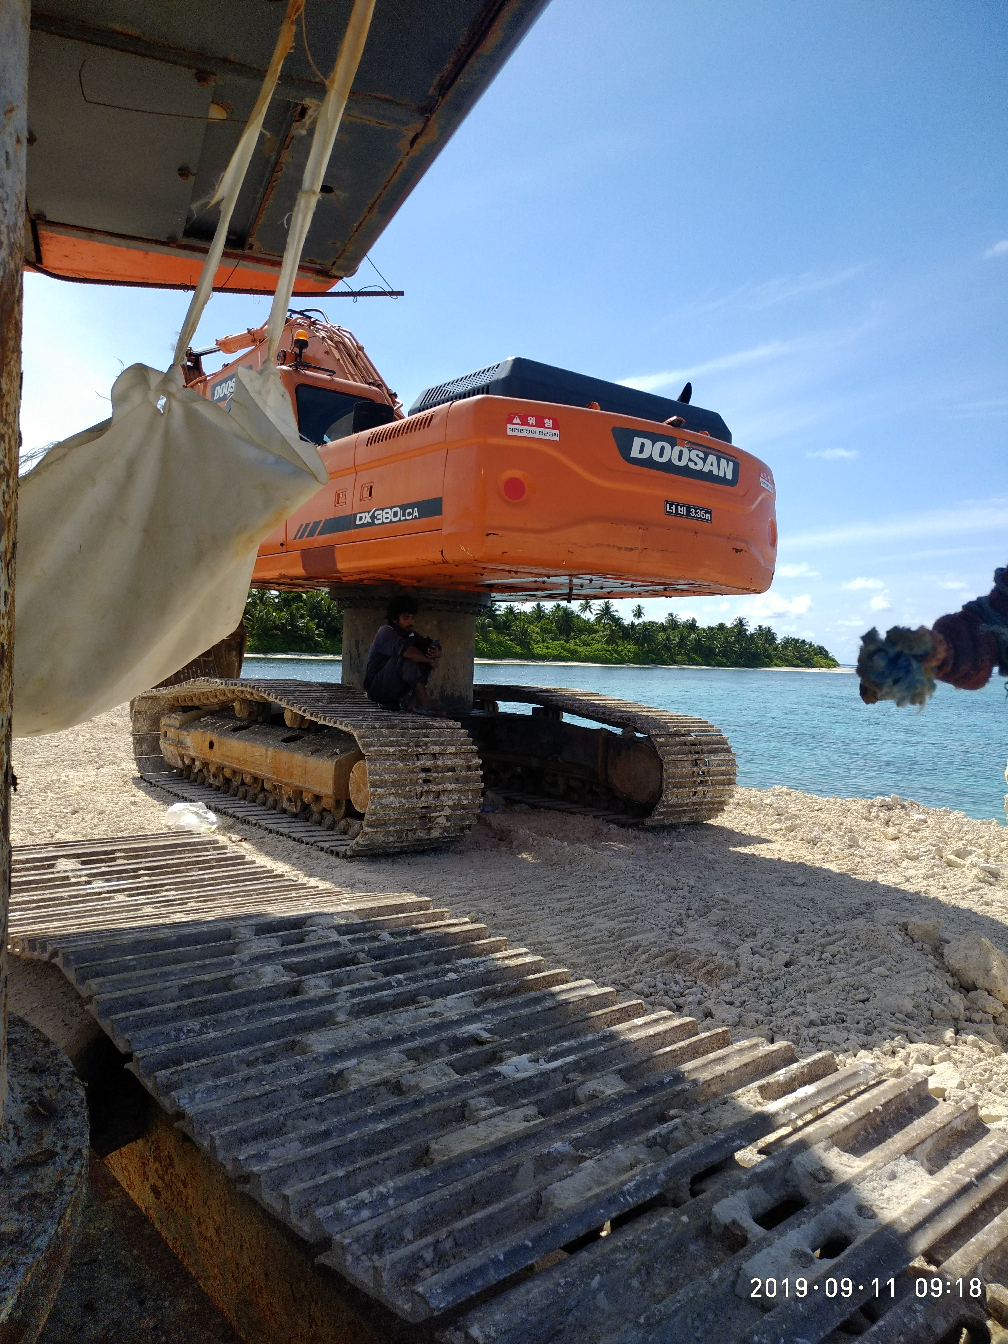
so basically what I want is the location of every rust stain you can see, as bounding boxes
[106,1109,385,1344]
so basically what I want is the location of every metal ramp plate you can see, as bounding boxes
[9,834,1008,1341]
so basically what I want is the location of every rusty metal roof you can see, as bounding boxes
[25,1,547,291]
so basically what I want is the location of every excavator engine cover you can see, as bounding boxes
[408,355,731,443]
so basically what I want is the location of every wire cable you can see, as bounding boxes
[364,252,394,290]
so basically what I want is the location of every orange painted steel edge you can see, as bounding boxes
[28,228,338,294]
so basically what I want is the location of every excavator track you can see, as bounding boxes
[133,679,736,854]
[11,832,1008,1343]
[468,683,737,826]
[131,678,483,858]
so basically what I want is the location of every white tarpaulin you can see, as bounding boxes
[13,0,375,736]
[13,361,324,735]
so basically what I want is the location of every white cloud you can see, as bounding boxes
[984,240,1008,259]
[953,397,1008,415]
[938,580,969,591]
[869,594,891,611]
[950,400,1008,422]
[787,501,1008,549]
[620,339,793,393]
[867,544,999,564]
[776,562,819,577]
[684,265,866,317]
[743,265,867,310]
[806,448,858,460]
[843,577,885,590]
[19,350,117,455]
[743,593,812,617]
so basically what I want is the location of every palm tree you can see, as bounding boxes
[578,599,594,616]
[632,603,644,621]
[595,600,623,645]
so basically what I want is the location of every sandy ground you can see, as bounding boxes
[12,703,1008,1124]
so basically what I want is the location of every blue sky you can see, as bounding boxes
[21,0,1007,663]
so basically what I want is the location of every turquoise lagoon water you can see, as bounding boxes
[242,656,1008,823]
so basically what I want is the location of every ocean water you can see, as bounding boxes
[242,656,1008,822]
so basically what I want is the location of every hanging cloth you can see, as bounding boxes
[13,0,375,736]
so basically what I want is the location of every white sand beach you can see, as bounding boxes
[13,704,1008,1122]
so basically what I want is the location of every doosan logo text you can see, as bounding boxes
[211,376,236,403]
[611,428,739,487]
[630,437,734,478]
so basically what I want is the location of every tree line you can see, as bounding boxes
[244,589,838,668]
[243,589,344,653]
[475,599,836,666]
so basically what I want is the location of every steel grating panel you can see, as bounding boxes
[9,834,1008,1341]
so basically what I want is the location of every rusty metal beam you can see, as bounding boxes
[25,1,550,290]
[0,0,28,1132]
[28,9,418,129]
[104,1107,391,1344]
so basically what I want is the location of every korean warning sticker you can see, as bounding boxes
[506,414,559,441]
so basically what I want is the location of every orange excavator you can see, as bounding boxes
[133,312,778,855]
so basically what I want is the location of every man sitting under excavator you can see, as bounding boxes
[363,595,443,713]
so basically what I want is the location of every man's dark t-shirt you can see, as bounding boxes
[364,623,408,687]
[364,623,434,703]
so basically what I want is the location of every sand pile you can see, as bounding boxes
[11,704,1008,1122]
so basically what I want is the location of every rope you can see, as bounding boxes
[856,625,938,708]
[265,0,376,360]
[172,0,304,368]
[173,0,375,368]
[963,567,1008,676]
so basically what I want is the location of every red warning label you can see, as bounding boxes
[506,414,560,441]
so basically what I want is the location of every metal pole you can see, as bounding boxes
[0,0,28,1129]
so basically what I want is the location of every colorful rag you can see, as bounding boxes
[857,565,1008,707]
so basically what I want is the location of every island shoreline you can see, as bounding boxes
[244,652,855,673]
